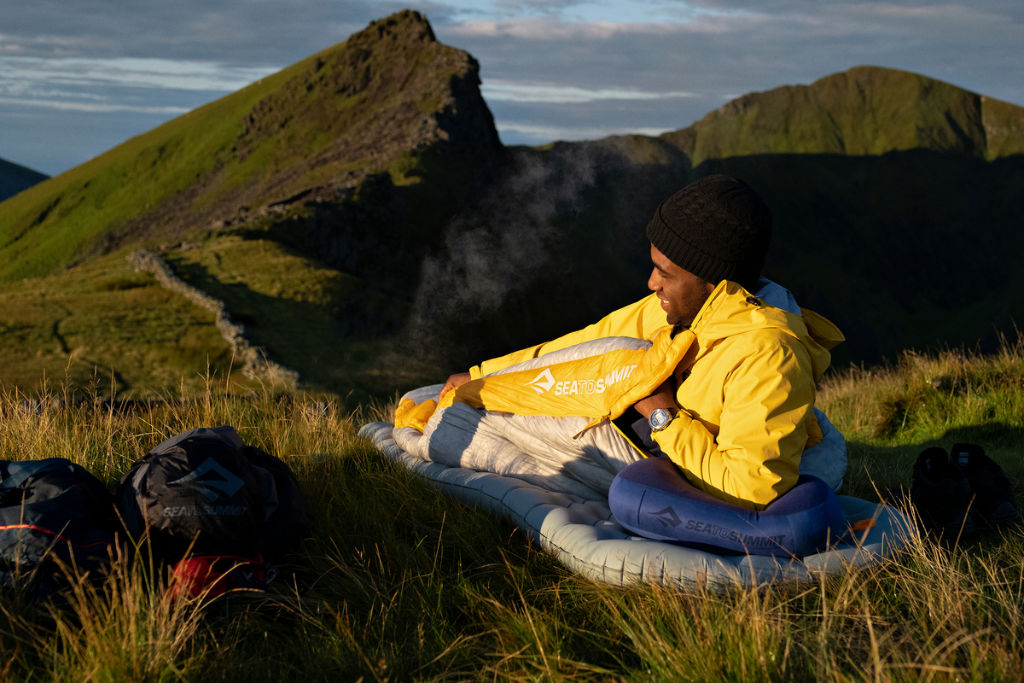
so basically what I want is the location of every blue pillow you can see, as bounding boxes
[609,457,844,557]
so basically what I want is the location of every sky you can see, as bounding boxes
[2,1,1022,177]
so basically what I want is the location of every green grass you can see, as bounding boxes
[818,338,1024,496]
[0,251,252,398]
[162,233,437,401]
[666,66,1024,166]
[0,339,1021,679]
[0,228,437,406]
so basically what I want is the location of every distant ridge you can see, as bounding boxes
[0,157,47,202]
[663,66,1024,164]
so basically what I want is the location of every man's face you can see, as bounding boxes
[648,244,715,326]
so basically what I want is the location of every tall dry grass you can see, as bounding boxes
[0,342,1019,679]
[41,545,209,681]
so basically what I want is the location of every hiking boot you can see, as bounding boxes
[911,446,977,541]
[950,442,1021,531]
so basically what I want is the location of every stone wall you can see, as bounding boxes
[128,249,299,388]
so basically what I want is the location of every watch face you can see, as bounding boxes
[650,409,672,431]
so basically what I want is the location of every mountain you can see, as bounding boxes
[667,66,1024,163]
[0,9,500,283]
[0,10,503,398]
[1,11,1023,399]
[0,157,47,202]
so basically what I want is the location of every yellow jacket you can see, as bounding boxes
[397,281,843,508]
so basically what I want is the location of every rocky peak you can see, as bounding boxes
[235,9,501,203]
[361,9,437,45]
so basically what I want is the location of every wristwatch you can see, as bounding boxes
[648,407,677,432]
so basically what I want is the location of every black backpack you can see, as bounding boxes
[0,458,118,593]
[116,426,312,563]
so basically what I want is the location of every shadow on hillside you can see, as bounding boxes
[697,151,1024,367]
[168,259,438,403]
[140,145,1024,405]
[387,143,1024,371]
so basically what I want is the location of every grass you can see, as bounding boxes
[0,251,252,399]
[162,233,437,401]
[0,232,435,405]
[818,337,1024,497]
[0,338,1021,679]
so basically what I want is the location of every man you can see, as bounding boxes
[429,174,844,509]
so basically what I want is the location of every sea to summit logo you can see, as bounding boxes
[167,457,245,502]
[527,368,556,394]
[525,364,639,396]
[651,506,682,528]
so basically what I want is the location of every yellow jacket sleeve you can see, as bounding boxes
[652,337,815,509]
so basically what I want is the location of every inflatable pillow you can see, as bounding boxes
[609,457,844,557]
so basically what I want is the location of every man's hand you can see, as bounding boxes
[632,379,677,418]
[439,372,472,400]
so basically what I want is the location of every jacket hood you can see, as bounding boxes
[689,281,843,382]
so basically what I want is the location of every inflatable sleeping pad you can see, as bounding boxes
[359,421,912,589]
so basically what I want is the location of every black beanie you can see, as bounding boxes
[645,174,772,290]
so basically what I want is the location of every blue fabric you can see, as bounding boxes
[609,457,845,557]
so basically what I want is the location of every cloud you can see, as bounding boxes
[442,2,1023,78]
[0,56,274,93]
[450,17,642,39]
[0,33,97,54]
[483,81,698,104]
[0,96,188,115]
[495,120,675,145]
[0,54,276,123]
[2,0,1022,175]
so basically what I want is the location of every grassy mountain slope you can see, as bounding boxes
[0,252,246,397]
[0,9,500,283]
[676,69,1024,363]
[0,157,47,202]
[161,235,437,399]
[0,10,502,398]
[664,65,1024,164]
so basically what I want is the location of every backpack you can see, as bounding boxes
[0,458,118,593]
[116,426,312,564]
